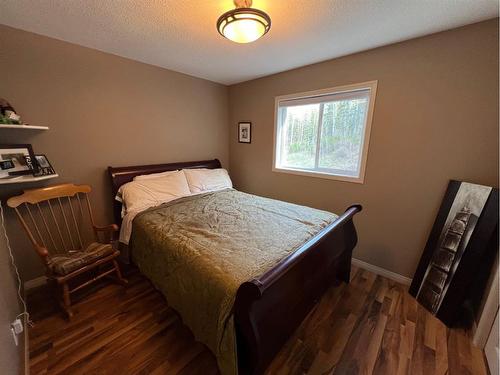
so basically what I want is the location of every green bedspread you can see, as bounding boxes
[130,189,337,375]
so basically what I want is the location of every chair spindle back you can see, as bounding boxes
[7,184,97,261]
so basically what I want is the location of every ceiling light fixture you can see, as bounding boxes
[216,0,271,44]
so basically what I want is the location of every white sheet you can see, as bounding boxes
[119,209,141,245]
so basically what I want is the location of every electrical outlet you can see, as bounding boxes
[10,318,23,346]
[10,328,18,346]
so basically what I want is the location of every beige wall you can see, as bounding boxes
[228,19,499,278]
[0,24,229,280]
[0,233,24,374]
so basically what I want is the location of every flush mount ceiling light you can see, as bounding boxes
[217,0,271,44]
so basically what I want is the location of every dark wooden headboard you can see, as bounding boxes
[107,158,221,224]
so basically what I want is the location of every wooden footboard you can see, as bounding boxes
[234,205,361,375]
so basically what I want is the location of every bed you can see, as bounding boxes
[108,159,361,375]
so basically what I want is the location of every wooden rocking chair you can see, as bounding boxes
[8,183,127,318]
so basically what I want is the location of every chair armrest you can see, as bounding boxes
[93,224,119,244]
[35,245,49,258]
[93,224,119,233]
[35,245,50,268]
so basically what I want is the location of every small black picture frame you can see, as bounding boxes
[33,154,56,176]
[238,122,251,144]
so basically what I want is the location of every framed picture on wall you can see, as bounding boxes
[238,122,251,143]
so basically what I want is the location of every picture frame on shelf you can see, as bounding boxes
[0,144,36,179]
[33,154,56,176]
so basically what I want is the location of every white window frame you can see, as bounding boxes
[272,81,377,184]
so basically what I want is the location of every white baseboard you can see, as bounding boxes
[24,276,47,291]
[352,258,412,286]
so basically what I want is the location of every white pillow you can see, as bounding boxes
[134,170,178,181]
[183,168,232,194]
[116,170,191,217]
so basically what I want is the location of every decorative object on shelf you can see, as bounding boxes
[0,144,36,178]
[238,122,251,143]
[217,0,271,44]
[33,154,56,176]
[410,180,499,327]
[0,98,22,125]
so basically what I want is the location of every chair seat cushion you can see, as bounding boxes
[48,242,115,276]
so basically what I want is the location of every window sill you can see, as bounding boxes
[272,166,364,184]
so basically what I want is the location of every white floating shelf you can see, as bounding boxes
[0,124,49,130]
[0,174,58,185]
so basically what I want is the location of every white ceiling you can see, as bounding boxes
[0,1,498,85]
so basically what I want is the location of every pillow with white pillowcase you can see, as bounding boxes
[116,170,191,217]
[133,170,178,181]
[183,168,233,194]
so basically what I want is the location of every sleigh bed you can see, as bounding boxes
[108,159,361,375]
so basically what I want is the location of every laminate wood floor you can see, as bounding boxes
[28,266,488,375]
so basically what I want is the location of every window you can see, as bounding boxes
[273,81,377,183]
